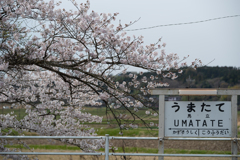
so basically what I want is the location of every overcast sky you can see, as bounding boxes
[62,0,240,69]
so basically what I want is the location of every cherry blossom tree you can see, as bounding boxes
[0,0,201,158]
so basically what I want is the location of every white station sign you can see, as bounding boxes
[165,101,231,137]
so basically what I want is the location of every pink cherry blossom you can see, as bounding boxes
[0,0,202,158]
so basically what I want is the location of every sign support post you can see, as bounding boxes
[232,95,238,160]
[158,95,165,160]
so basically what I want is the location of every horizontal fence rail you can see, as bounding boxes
[1,136,239,140]
[0,136,104,139]
[0,134,239,140]
[111,153,240,157]
[0,152,103,155]
[110,137,240,141]
[0,135,239,160]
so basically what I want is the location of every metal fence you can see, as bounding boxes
[1,135,240,160]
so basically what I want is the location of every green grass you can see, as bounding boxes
[84,119,159,129]
[5,144,231,155]
[1,128,20,136]
[4,144,79,150]
[96,128,158,137]
[1,108,238,156]
[0,107,157,121]
[100,147,232,155]
[165,149,231,155]
[1,128,39,136]
[83,107,158,119]
[2,108,240,138]
[0,108,27,120]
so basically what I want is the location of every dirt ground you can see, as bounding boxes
[13,138,231,151]
[0,149,232,160]
[112,139,231,151]
[9,120,238,151]
[2,121,239,159]
[2,139,233,160]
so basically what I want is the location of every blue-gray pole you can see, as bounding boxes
[105,134,109,160]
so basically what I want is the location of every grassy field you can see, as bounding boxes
[0,107,158,128]
[1,107,240,137]
[4,144,231,155]
[0,107,27,120]
[1,106,239,159]
[1,150,232,160]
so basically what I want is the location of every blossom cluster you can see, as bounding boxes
[0,0,201,158]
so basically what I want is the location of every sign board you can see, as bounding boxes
[165,101,231,137]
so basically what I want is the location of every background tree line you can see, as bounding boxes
[114,66,240,89]
[113,66,240,105]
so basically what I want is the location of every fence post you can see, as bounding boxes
[105,134,109,160]
[231,95,238,160]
